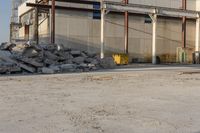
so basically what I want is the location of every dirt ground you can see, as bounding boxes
[1,65,200,133]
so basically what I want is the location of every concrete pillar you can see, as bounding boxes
[151,14,157,64]
[101,8,105,59]
[195,17,200,51]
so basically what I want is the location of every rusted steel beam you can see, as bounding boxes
[124,0,129,54]
[26,3,100,12]
[34,0,39,44]
[182,0,187,48]
[51,0,55,43]
[49,0,99,5]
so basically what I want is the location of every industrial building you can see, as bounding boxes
[11,0,200,64]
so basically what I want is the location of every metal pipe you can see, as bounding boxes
[182,0,186,48]
[124,0,129,54]
[51,0,55,43]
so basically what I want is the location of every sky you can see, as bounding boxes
[0,0,11,43]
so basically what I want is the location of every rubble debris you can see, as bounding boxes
[49,65,60,73]
[0,61,21,74]
[15,56,44,67]
[60,64,77,72]
[72,57,85,64]
[0,50,12,58]
[40,67,55,74]
[0,42,16,51]
[70,50,81,57]
[22,47,39,58]
[100,57,116,69]
[0,42,116,75]
[0,52,36,73]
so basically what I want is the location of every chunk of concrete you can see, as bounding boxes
[49,65,61,72]
[22,47,39,58]
[72,57,85,64]
[0,42,16,51]
[44,51,59,60]
[44,59,58,65]
[41,67,55,74]
[86,51,96,58]
[60,64,77,72]
[91,59,99,65]
[88,63,95,68]
[100,57,116,69]
[70,50,81,56]
[85,58,94,63]
[0,51,36,73]
[79,63,88,68]
[81,52,88,58]
[41,43,57,51]
[0,61,21,73]
[0,50,12,58]
[15,56,44,67]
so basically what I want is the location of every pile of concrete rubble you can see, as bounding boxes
[0,42,115,74]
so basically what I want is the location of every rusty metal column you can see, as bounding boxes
[124,0,129,54]
[34,0,39,44]
[51,0,55,44]
[195,16,200,51]
[182,0,186,48]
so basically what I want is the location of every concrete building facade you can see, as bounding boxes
[17,0,200,63]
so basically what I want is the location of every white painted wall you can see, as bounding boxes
[196,0,200,10]
[18,0,35,18]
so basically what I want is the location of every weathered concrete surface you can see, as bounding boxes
[0,66,200,133]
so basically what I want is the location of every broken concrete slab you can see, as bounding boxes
[100,57,116,69]
[44,59,58,65]
[88,63,95,68]
[72,57,85,64]
[81,52,88,58]
[86,51,97,58]
[40,67,55,74]
[0,55,36,73]
[0,61,21,73]
[15,56,44,67]
[54,51,73,60]
[0,50,12,58]
[91,59,99,65]
[49,65,61,72]
[60,64,77,72]
[85,58,94,63]
[70,50,81,57]
[0,42,16,51]
[22,47,39,58]
[40,43,57,51]
[44,51,59,60]
[79,63,88,68]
